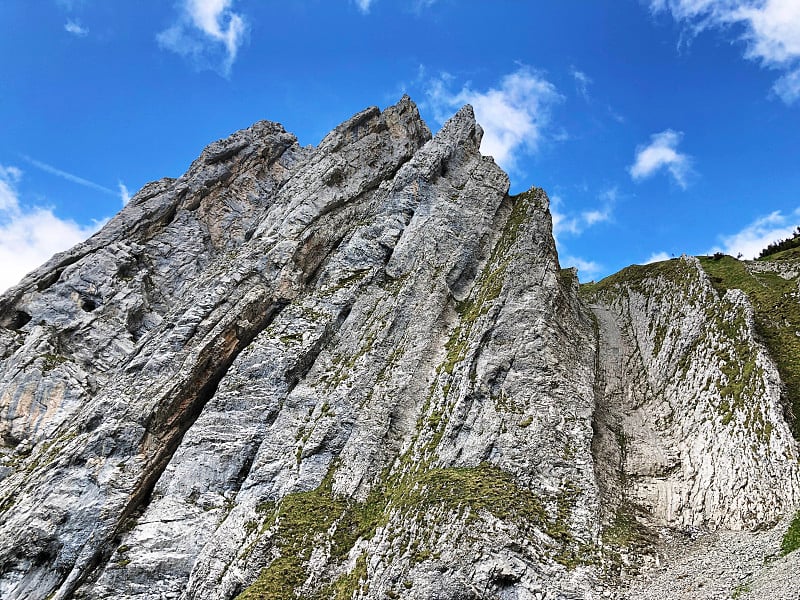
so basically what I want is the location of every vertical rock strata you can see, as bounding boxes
[0,97,797,600]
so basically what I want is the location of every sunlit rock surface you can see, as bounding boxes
[0,97,798,600]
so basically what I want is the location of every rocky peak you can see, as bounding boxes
[0,97,798,600]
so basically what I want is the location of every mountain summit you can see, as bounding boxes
[0,98,798,599]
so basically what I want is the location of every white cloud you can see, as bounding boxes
[118,181,131,206]
[571,67,592,100]
[709,209,800,259]
[582,208,610,226]
[355,0,373,13]
[56,0,86,9]
[425,67,563,173]
[644,251,672,264]
[608,107,626,123]
[550,196,581,238]
[774,67,800,103]
[629,129,693,188]
[648,0,800,104]
[561,254,603,279]
[551,187,616,281]
[551,187,617,240]
[64,20,88,37]
[356,0,436,13]
[157,0,247,76]
[0,165,103,293]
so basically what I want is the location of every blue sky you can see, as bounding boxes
[1,1,799,290]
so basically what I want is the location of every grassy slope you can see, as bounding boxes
[699,255,800,557]
[581,255,800,555]
[582,255,800,442]
[697,255,800,443]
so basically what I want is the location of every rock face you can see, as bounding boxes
[586,257,800,531]
[0,97,798,600]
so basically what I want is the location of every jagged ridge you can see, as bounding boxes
[0,98,798,600]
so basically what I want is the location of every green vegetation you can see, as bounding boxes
[558,267,577,289]
[757,227,800,260]
[579,258,692,300]
[234,467,378,600]
[602,503,654,550]
[699,255,800,441]
[440,191,531,377]
[237,190,595,599]
[582,254,800,441]
[41,353,68,372]
[600,502,658,577]
[321,268,371,297]
[732,582,752,598]
[236,460,593,599]
[780,511,800,556]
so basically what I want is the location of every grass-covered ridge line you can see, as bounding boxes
[698,255,800,441]
[579,257,696,300]
[757,227,800,261]
[581,255,800,442]
[440,188,535,376]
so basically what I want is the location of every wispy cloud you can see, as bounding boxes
[648,0,800,104]
[157,0,248,76]
[608,106,626,123]
[774,68,800,104]
[118,181,131,206]
[64,19,88,37]
[0,165,103,293]
[355,0,373,13]
[629,129,693,188]
[644,250,672,264]
[20,154,116,197]
[709,209,800,259]
[425,66,563,173]
[551,187,617,240]
[56,0,86,10]
[356,0,436,13]
[571,67,592,101]
[561,254,603,280]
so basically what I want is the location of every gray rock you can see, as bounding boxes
[0,97,797,600]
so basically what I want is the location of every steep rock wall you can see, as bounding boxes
[584,256,800,531]
[0,97,798,600]
[0,99,603,600]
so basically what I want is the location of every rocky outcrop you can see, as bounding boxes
[584,256,800,533]
[0,98,601,600]
[0,97,798,600]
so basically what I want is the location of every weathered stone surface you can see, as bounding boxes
[585,257,800,533]
[0,97,798,600]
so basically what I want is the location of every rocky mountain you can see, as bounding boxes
[0,97,798,600]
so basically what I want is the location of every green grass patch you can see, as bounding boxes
[237,462,593,599]
[41,353,67,372]
[699,255,800,441]
[781,510,800,555]
[759,245,800,262]
[440,191,532,377]
[580,258,690,301]
[602,502,655,550]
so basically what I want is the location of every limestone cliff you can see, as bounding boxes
[0,97,798,600]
